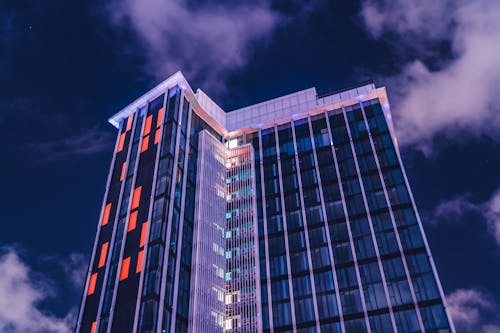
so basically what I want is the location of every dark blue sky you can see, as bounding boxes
[1,0,499,332]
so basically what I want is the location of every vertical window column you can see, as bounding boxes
[327,110,369,331]
[92,110,142,333]
[309,113,345,330]
[345,106,399,332]
[256,130,274,332]
[289,119,320,330]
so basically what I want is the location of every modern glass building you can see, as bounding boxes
[77,71,455,333]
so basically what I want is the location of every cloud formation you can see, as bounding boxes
[0,247,74,333]
[431,188,500,245]
[63,253,89,290]
[26,124,114,163]
[447,288,500,333]
[360,0,500,152]
[483,188,500,244]
[102,0,279,92]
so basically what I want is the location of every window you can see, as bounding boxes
[98,242,109,268]
[382,257,413,306]
[101,203,112,226]
[344,317,367,333]
[369,313,393,333]
[157,107,164,128]
[154,129,161,144]
[407,252,440,301]
[128,211,138,231]
[87,273,97,295]
[317,293,339,319]
[120,257,131,281]
[358,262,387,311]
[295,298,315,324]
[314,270,335,293]
[271,279,290,302]
[140,222,149,247]
[126,114,133,131]
[293,275,312,297]
[294,122,312,152]
[131,186,142,209]
[140,135,150,153]
[120,162,127,181]
[143,115,153,136]
[420,304,450,331]
[117,133,126,152]
[272,301,292,328]
[394,308,421,332]
[136,250,144,273]
[337,266,364,315]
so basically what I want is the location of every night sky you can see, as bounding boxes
[1,1,500,332]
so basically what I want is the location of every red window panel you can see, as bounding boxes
[131,186,142,210]
[156,107,164,128]
[87,273,97,295]
[119,257,131,281]
[117,133,126,153]
[120,162,127,181]
[140,221,149,247]
[126,114,133,131]
[127,211,138,232]
[136,250,144,273]
[154,129,161,145]
[143,115,153,136]
[140,135,149,153]
[98,242,109,268]
[101,203,112,226]
[91,322,96,333]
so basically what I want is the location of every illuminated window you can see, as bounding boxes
[228,138,238,149]
[225,319,233,330]
[136,250,144,273]
[117,133,126,153]
[98,242,109,268]
[91,322,96,333]
[101,203,112,226]
[140,222,149,247]
[120,162,127,181]
[140,135,149,153]
[157,107,164,128]
[128,211,138,231]
[131,187,142,209]
[87,273,97,295]
[154,129,161,144]
[119,257,131,281]
[143,115,153,136]
[126,114,133,131]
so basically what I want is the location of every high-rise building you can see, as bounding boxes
[77,71,455,333]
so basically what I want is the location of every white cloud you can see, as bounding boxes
[25,124,114,163]
[432,194,480,223]
[101,0,280,92]
[63,253,89,290]
[361,0,454,41]
[447,288,500,333]
[360,0,500,152]
[0,247,75,333]
[483,188,500,244]
[431,187,500,245]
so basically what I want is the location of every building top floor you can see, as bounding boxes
[109,71,390,139]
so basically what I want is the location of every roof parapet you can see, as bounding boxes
[108,72,379,137]
[108,71,193,128]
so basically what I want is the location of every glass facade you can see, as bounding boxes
[77,73,454,333]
